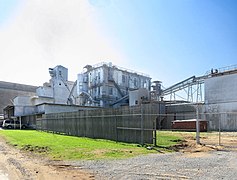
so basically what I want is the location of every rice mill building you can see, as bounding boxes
[77,62,151,107]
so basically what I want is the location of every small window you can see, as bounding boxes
[122,75,126,83]
[134,78,137,87]
[144,81,147,88]
[98,87,100,96]
[109,87,113,95]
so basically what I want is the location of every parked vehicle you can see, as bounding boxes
[0,114,4,127]
[2,119,27,129]
[0,120,3,127]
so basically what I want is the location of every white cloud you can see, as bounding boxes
[0,0,127,86]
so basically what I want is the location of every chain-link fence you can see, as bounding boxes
[199,112,237,149]
[166,108,237,148]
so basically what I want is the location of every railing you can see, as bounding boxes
[84,62,150,78]
[205,64,237,76]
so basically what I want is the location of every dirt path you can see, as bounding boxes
[0,136,94,180]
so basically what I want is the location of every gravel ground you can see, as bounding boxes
[70,150,237,180]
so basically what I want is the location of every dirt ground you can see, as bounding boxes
[0,136,94,180]
[176,131,237,153]
[0,132,236,179]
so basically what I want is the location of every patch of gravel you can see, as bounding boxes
[70,150,237,179]
[0,144,6,151]
[7,158,32,179]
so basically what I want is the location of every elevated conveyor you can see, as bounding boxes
[161,64,237,103]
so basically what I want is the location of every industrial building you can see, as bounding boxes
[77,62,151,107]
[2,65,100,128]
[10,65,96,118]
[0,81,37,115]
[3,63,151,126]
[12,65,79,117]
[162,65,237,131]
[204,67,237,131]
[2,62,237,132]
[36,65,77,105]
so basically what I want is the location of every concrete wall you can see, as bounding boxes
[205,74,237,131]
[205,73,237,104]
[14,106,37,116]
[14,96,32,106]
[36,103,99,114]
[129,88,150,106]
[0,81,37,114]
[36,86,53,98]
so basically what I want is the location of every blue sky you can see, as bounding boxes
[0,0,236,88]
[94,0,237,87]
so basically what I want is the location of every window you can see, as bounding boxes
[134,78,137,87]
[122,75,125,83]
[79,82,83,91]
[89,73,92,83]
[109,87,113,95]
[144,81,147,88]
[98,87,100,96]
[98,72,100,80]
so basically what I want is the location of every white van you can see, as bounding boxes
[2,119,27,129]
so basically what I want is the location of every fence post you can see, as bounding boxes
[219,114,221,146]
[91,112,94,138]
[141,104,144,145]
[153,104,159,147]
[196,104,200,144]
[154,117,157,147]
[115,110,118,142]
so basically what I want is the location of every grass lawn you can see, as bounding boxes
[0,130,184,160]
[156,131,184,147]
